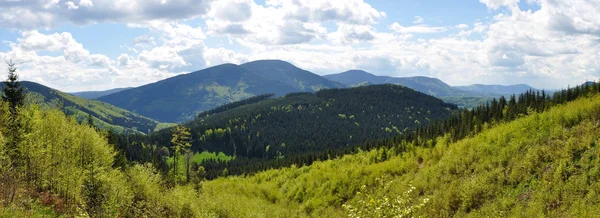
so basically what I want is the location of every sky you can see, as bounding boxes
[0,0,598,92]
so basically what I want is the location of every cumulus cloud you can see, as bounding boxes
[205,0,385,45]
[328,24,375,44]
[0,0,213,29]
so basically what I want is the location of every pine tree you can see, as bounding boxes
[2,60,24,115]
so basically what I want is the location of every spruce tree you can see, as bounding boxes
[2,60,24,114]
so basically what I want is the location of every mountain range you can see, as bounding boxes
[324,70,537,97]
[16,59,541,126]
[97,60,345,123]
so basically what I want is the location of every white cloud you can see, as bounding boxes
[205,0,385,45]
[132,35,156,48]
[413,16,424,24]
[455,24,469,29]
[66,1,79,10]
[390,23,447,34]
[0,0,213,29]
[479,0,520,10]
[80,0,94,8]
[328,24,375,44]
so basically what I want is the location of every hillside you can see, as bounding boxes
[5,81,161,134]
[98,60,345,123]
[197,90,600,217]
[4,76,598,218]
[70,87,132,99]
[121,84,457,162]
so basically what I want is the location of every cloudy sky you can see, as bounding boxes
[0,0,598,92]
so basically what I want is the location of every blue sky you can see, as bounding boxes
[0,0,598,92]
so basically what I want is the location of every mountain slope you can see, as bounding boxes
[129,84,457,160]
[98,61,346,123]
[455,84,536,95]
[325,70,470,96]
[71,87,132,99]
[6,81,160,134]
[199,92,600,217]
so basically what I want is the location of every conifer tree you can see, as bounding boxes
[2,60,24,115]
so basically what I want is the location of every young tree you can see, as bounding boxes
[2,60,24,115]
[171,125,191,184]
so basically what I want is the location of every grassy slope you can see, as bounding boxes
[200,94,600,217]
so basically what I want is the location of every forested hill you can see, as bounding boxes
[98,60,345,123]
[199,90,600,217]
[2,81,161,134]
[125,84,456,161]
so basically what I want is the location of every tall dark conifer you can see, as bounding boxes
[2,60,25,114]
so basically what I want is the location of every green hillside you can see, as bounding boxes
[8,81,162,134]
[3,78,600,218]
[98,60,346,123]
[196,88,600,217]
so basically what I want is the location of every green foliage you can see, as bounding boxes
[197,93,600,217]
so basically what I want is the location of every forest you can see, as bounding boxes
[2,58,600,217]
[111,84,457,178]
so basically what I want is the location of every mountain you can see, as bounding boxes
[122,84,457,160]
[4,81,161,134]
[454,84,536,95]
[70,87,132,99]
[241,60,345,91]
[98,60,345,123]
[325,70,470,97]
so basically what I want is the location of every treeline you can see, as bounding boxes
[199,82,599,179]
